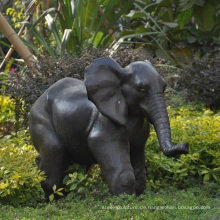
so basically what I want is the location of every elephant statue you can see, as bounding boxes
[29,57,189,198]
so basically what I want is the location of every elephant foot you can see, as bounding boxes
[163,142,189,157]
[110,169,136,196]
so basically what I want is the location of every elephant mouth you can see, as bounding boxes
[141,109,152,124]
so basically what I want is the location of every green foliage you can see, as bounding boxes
[6,0,25,29]
[0,130,45,204]
[0,96,14,123]
[49,185,64,202]
[118,0,220,63]
[63,164,103,199]
[23,0,132,55]
[180,51,220,109]
[146,104,220,189]
[5,50,107,107]
[0,97,45,204]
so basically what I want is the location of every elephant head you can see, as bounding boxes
[84,57,188,157]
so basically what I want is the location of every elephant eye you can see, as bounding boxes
[139,88,147,93]
[136,87,148,93]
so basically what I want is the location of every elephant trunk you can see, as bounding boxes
[142,94,188,157]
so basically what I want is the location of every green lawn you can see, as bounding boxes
[1,183,220,220]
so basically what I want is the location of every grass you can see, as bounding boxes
[0,182,220,219]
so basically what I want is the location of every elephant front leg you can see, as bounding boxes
[88,119,135,195]
[130,146,146,196]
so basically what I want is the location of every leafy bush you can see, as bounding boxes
[0,97,45,204]
[4,48,174,108]
[180,51,220,109]
[0,130,45,204]
[146,104,220,189]
[12,0,133,56]
[5,49,109,107]
[120,0,220,62]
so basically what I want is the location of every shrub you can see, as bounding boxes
[0,97,45,204]
[5,49,109,107]
[180,50,220,109]
[0,130,45,204]
[146,104,220,190]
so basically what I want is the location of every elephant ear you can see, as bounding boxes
[84,57,127,126]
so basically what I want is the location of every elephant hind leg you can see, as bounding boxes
[30,122,70,199]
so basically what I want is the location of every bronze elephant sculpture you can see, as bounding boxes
[29,57,189,198]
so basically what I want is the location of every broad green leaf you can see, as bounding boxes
[57,187,64,192]
[56,191,63,196]
[177,8,193,29]
[135,26,148,34]
[194,2,216,32]
[203,173,210,182]
[212,174,219,181]
[201,170,209,174]
[77,187,84,193]
[53,185,57,191]
[63,175,70,185]
[49,194,54,202]
[92,32,103,47]
[70,184,77,191]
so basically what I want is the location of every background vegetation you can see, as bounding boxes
[0,0,219,219]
